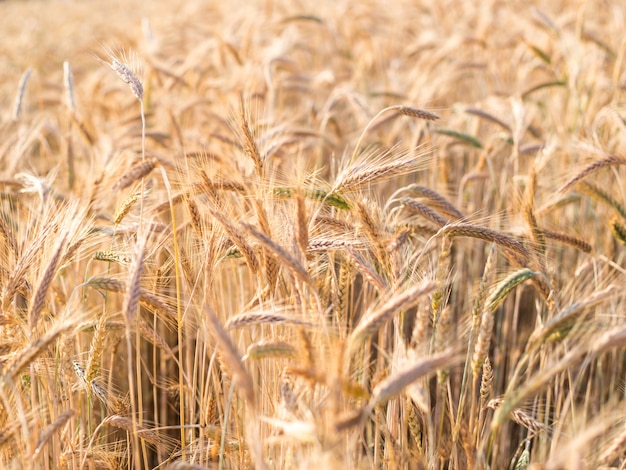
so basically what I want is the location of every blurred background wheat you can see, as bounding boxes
[1,0,626,468]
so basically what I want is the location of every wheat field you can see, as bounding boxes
[1,0,626,468]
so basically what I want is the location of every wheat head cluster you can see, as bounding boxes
[1,0,626,469]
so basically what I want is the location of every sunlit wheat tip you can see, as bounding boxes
[110,58,143,100]
[12,68,32,121]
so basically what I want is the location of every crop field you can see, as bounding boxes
[1,0,626,468]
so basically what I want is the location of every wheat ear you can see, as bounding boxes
[349,281,435,348]
[12,68,32,121]
[559,155,626,193]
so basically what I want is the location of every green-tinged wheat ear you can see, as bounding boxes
[349,281,434,349]
[488,268,536,312]
[579,181,626,220]
[243,341,297,361]
[528,284,617,346]
[472,269,536,374]
[273,186,351,210]
[610,216,626,245]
